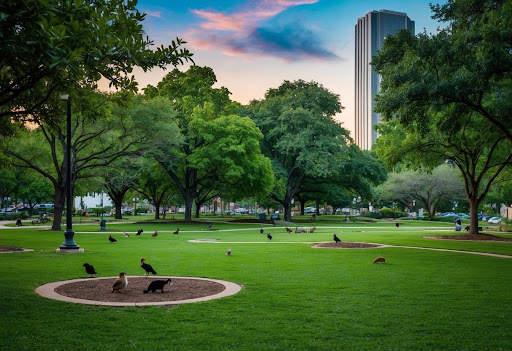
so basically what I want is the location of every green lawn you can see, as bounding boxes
[1,220,511,350]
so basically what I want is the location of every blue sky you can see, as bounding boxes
[127,0,446,135]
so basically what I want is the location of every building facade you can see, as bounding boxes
[354,10,415,150]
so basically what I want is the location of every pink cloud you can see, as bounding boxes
[145,11,162,18]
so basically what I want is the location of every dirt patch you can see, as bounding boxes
[0,245,24,252]
[424,234,512,242]
[54,277,226,303]
[314,242,384,249]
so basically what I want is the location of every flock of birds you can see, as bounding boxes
[91,221,393,293]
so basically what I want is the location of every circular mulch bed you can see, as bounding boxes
[0,245,24,252]
[36,276,241,306]
[313,242,386,249]
[424,234,512,242]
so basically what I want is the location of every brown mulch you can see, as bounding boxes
[0,246,24,252]
[424,234,512,242]
[315,242,383,248]
[55,277,226,303]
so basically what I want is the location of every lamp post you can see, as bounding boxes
[58,94,81,252]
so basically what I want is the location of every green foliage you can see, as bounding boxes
[0,0,193,124]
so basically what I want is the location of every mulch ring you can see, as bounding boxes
[424,234,512,242]
[54,277,227,303]
[0,245,24,252]
[313,242,385,249]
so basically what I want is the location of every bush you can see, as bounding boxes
[499,219,512,232]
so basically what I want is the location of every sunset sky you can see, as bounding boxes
[127,0,446,136]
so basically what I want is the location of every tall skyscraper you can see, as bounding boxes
[354,10,415,150]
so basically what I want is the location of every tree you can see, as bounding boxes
[373,117,512,233]
[15,170,54,215]
[372,0,512,144]
[148,66,274,222]
[376,164,465,220]
[246,80,352,221]
[0,0,193,131]
[2,92,178,230]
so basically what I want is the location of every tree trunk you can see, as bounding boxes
[300,200,306,215]
[184,192,194,222]
[51,186,66,231]
[468,195,480,234]
[195,202,201,219]
[154,201,161,220]
[114,201,123,220]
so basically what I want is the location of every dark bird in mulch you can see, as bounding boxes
[136,229,143,236]
[333,234,341,244]
[267,233,272,240]
[143,279,172,293]
[83,263,96,277]
[152,231,158,238]
[123,231,129,237]
[172,228,179,234]
[140,257,157,276]
[285,227,293,234]
[112,272,128,293]
[226,248,232,256]
[260,228,264,234]
[108,235,117,243]
[396,222,400,228]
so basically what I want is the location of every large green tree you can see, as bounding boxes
[246,80,353,221]
[0,0,193,132]
[147,66,273,222]
[372,0,512,143]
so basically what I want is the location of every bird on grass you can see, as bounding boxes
[285,227,293,234]
[172,228,179,234]
[123,231,129,237]
[226,248,232,256]
[152,231,158,238]
[395,222,400,228]
[112,272,128,293]
[143,279,172,293]
[267,233,272,241]
[140,257,157,276]
[260,228,264,234]
[333,234,341,244]
[83,263,96,277]
[108,235,117,243]
[207,223,212,230]
[136,229,143,236]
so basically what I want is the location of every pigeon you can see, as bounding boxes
[83,263,96,277]
[136,229,143,236]
[396,222,400,228]
[267,233,272,240]
[108,235,117,243]
[152,231,158,238]
[140,257,157,276]
[226,248,231,256]
[143,279,172,293]
[333,234,341,244]
[285,227,293,233]
[112,272,128,293]
[123,231,129,237]
[172,228,179,234]
[260,228,264,234]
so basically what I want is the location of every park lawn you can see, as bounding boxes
[0,221,511,350]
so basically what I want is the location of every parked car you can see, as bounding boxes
[487,217,502,224]
[479,215,492,221]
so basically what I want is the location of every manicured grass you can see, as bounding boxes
[1,221,511,350]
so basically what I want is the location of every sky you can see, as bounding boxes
[125,0,447,137]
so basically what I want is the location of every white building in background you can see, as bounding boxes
[354,10,415,150]
[74,193,112,210]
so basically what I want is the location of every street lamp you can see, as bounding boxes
[57,94,82,252]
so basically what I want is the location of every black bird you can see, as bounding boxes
[396,222,400,228]
[136,228,143,236]
[172,228,179,234]
[226,248,232,256]
[143,279,172,293]
[333,234,341,244]
[140,257,157,276]
[152,231,158,238]
[83,263,96,277]
[260,228,264,234]
[109,235,117,243]
[267,233,272,240]
[123,231,129,237]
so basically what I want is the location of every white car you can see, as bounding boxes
[487,217,502,224]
